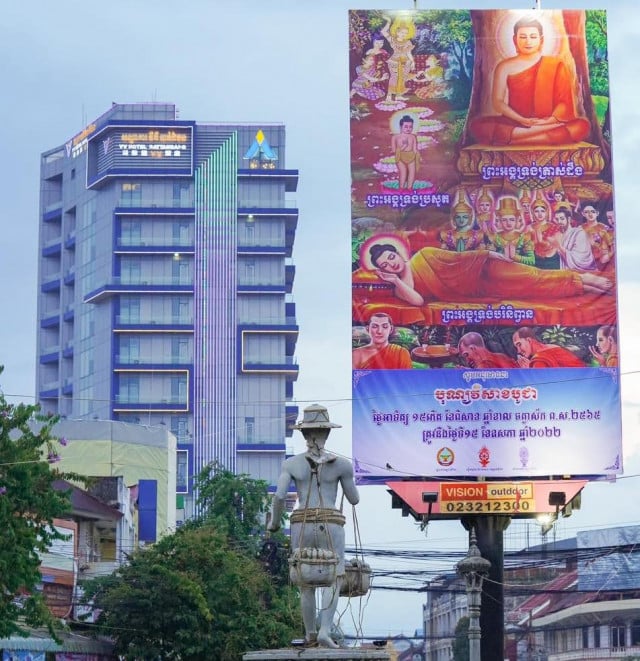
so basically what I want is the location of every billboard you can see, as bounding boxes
[349,9,621,481]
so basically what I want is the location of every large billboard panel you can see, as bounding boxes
[349,9,621,481]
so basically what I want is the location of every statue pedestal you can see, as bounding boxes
[243,648,391,661]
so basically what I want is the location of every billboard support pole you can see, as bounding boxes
[461,515,511,661]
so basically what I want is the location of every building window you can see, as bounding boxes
[119,336,140,364]
[171,415,188,441]
[121,220,142,246]
[70,168,76,180]
[176,450,188,493]
[121,182,142,207]
[172,182,191,207]
[120,296,141,324]
[594,625,600,648]
[121,258,142,285]
[171,375,187,404]
[171,296,190,324]
[611,622,626,650]
[119,375,140,404]
[245,261,255,284]
[245,417,255,443]
[631,620,640,646]
[172,257,190,284]
[172,222,190,245]
[582,626,589,649]
[171,337,189,363]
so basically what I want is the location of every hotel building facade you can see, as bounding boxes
[37,102,299,520]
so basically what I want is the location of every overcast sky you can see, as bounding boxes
[3,0,640,639]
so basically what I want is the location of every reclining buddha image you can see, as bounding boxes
[360,235,612,308]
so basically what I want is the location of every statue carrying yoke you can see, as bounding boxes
[269,404,360,649]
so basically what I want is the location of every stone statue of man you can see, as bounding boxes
[268,404,360,648]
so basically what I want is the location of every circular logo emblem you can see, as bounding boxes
[437,447,455,466]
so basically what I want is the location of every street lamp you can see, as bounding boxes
[457,526,491,661]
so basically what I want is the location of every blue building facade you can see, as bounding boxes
[37,103,299,519]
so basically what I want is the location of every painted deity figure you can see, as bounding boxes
[474,187,496,234]
[492,196,535,265]
[524,191,561,269]
[365,32,389,79]
[469,16,590,145]
[381,16,416,102]
[440,190,490,252]
[580,203,613,269]
[350,53,388,101]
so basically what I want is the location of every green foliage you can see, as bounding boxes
[448,80,472,111]
[83,465,300,659]
[85,525,300,660]
[586,11,609,97]
[0,368,72,638]
[352,229,373,269]
[442,112,468,143]
[540,325,574,347]
[592,94,609,129]
[193,461,270,552]
[452,616,470,661]
[425,10,474,82]
[590,62,609,98]
[391,326,419,351]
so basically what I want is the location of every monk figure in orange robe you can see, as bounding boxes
[352,312,412,369]
[513,327,585,368]
[469,17,590,146]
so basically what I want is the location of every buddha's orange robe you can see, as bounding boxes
[470,57,590,145]
[354,344,412,369]
[408,247,584,302]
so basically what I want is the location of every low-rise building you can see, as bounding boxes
[54,419,176,540]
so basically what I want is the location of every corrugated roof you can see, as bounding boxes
[53,480,122,520]
[0,629,114,653]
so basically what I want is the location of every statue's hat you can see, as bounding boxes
[293,404,341,430]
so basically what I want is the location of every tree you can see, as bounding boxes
[83,464,300,659]
[452,616,470,661]
[0,371,72,637]
[192,461,270,552]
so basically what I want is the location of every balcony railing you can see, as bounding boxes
[239,316,297,326]
[239,198,297,210]
[114,394,187,405]
[115,276,193,286]
[115,315,193,325]
[117,199,194,208]
[117,237,194,248]
[115,355,192,365]
[549,645,640,660]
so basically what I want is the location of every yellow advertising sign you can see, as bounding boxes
[439,481,534,514]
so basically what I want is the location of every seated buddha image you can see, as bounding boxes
[469,16,590,146]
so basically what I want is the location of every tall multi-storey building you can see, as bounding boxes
[37,102,300,518]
